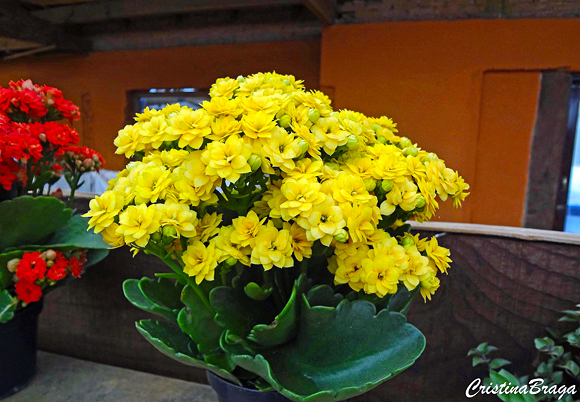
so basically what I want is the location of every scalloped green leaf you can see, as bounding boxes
[0,289,16,323]
[233,298,426,402]
[136,319,241,385]
[0,196,72,252]
[306,285,343,308]
[123,279,179,321]
[139,277,183,311]
[178,284,224,355]
[249,274,308,347]
[210,286,276,337]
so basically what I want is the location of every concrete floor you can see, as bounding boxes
[6,352,218,402]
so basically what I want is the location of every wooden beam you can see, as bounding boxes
[302,0,335,25]
[32,0,301,24]
[0,1,89,52]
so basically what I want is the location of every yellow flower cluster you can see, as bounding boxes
[85,72,468,300]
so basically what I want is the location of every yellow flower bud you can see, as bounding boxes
[236,75,245,82]
[334,229,349,243]
[403,146,418,157]
[248,154,262,172]
[162,226,178,239]
[415,195,426,210]
[307,108,320,123]
[346,134,358,150]
[151,231,162,242]
[224,256,238,268]
[381,180,394,193]
[377,136,387,145]
[401,236,415,249]
[398,137,412,149]
[372,124,379,132]
[422,153,438,163]
[276,108,285,119]
[7,258,19,273]
[364,178,377,192]
[279,115,291,128]
[298,139,309,155]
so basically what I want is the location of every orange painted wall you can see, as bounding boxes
[320,18,580,225]
[0,40,321,170]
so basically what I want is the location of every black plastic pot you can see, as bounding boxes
[0,301,42,399]
[207,371,294,402]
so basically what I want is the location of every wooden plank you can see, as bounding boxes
[412,221,580,245]
[32,0,301,24]
[302,0,335,25]
[524,70,572,230]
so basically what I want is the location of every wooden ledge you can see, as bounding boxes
[411,221,580,246]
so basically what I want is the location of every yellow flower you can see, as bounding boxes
[100,223,124,248]
[167,109,212,149]
[311,116,348,155]
[293,90,332,118]
[419,273,440,302]
[157,202,198,239]
[330,242,369,291]
[292,124,321,159]
[284,222,312,261]
[399,232,427,252]
[241,111,278,139]
[400,246,430,291]
[140,115,173,149]
[380,179,420,216]
[182,240,221,284]
[424,237,451,274]
[342,156,375,181]
[143,149,189,168]
[361,252,401,297]
[114,125,145,158]
[342,203,379,243]
[279,177,325,220]
[201,135,252,183]
[173,151,220,206]
[208,115,242,141]
[196,212,223,243]
[260,127,301,173]
[240,95,280,115]
[297,196,346,246]
[213,226,251,266]
[134,106,162,123]
[370,144,407,181]
[250,221,294,270]
[332,173,374,206]
[237,73,266,97]
[134,164,172,204]
[210,77,239,99]
[202,96,242,117]
[83,191,126,233]
[284,158,323,180]
[116,204,162,248]
[231,210,266,248]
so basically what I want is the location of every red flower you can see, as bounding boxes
[69,257,83,278]
[46,251,68,281]
[15,252,47,282]
[15,280,42,304]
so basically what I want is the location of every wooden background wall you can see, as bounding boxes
[38,203,580,401]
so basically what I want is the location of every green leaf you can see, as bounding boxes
[244,282,273,301]
[472,356,486,367]
[249,274,308,347]
[84,249,109,269]
[233,298,426,402]
[135,319,241,385]
[0,250,22,290]
[552,370,564,384]
[490,358,511,369]
[306,285,343,308]
[0,196,72,252]
[210,286,276,337]
[139,277,183,311]
[43,215,109,250]
[559,360,580,377]
[178,284,223,355]
[122,279,179,321]
[0,289,16,323]
[535,337,555,352]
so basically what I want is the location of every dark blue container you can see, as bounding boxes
[0,301,42,399]
[207,370,293,402]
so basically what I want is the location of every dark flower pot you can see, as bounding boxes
[0,301,42,399]
[207,371,294,402]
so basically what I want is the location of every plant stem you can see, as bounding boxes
[160,255,213,312]
[67,173,80,207]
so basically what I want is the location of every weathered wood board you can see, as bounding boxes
[37,213,580,401]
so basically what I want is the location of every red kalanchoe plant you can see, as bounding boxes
[0,79,104,206]
[9,249,87,304]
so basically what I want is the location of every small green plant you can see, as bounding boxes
[468,305,580,402]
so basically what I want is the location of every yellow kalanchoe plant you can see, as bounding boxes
[85,72,469,401]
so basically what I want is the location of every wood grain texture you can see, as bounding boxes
[37,212,580,400]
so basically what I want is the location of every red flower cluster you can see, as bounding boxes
[11,249,86,304]
[0,80,80,122]
[0,80,103,193]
